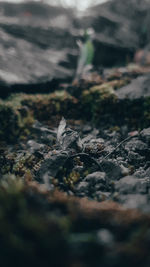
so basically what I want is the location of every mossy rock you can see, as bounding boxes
[81,83,118,124]
[0,95,34,142]
[21,90,80,124]
[1,80,150,143]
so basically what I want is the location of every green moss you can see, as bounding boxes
[1,84,150,144]
[12,152,42,178]
[82,83,118,124]
[0,94,34,142]
[63,171,80,190]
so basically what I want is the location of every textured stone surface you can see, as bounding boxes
[0,1,78,95]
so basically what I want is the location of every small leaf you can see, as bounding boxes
[57,117,66,144]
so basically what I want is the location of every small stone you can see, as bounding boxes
[118,194,148,210]
[128,151,145,165]
[97,229,114,246]
[125,138,147,153]
[27,140,45,153]
[140,128,150,144]
[134,168,147,178]
[82,125,92,133]
[76,181,89,193]
[100,159,123,180]
[95,191,111,201]
[145,167,150,177]
[115,175,148,194]
[85,171,106,184]
[76,172,107,196]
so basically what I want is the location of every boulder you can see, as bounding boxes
[116,74,150,99]
[0,1,78,96]
[82,0,150,66]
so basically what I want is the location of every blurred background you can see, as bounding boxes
[0,0,150,96]
[0,0,108,11]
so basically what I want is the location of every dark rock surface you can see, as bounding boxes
[83,0,150,66]
[1,0,150,97]
[0,1,78,96]
[116,74,150,99]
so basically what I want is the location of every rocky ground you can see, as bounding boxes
[1,0,150,266]
[1,62,150,266]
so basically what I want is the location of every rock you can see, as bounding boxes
[82,0,150,66]
[83,137,105,156]
[84,171,106,185]
[118,194,148,210]
[100,159,124,180]
[0,1,78,96]
[115,175,148,194]
[128,151,145,166]
[124,138,148,166]
[134,167,147,178]
[144,168,150,179]
[97,229,114,247]
[94,191,111,202]
[37,150,68,182]
[76,171,107,197]
[82,124,92,134]
[116,75,150,99]
[125,138,147,153]
[140,128,150,144]
[27,140,45,154]
[134,49,150,65]
[76,181,89,195]
[32,121,56,145]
